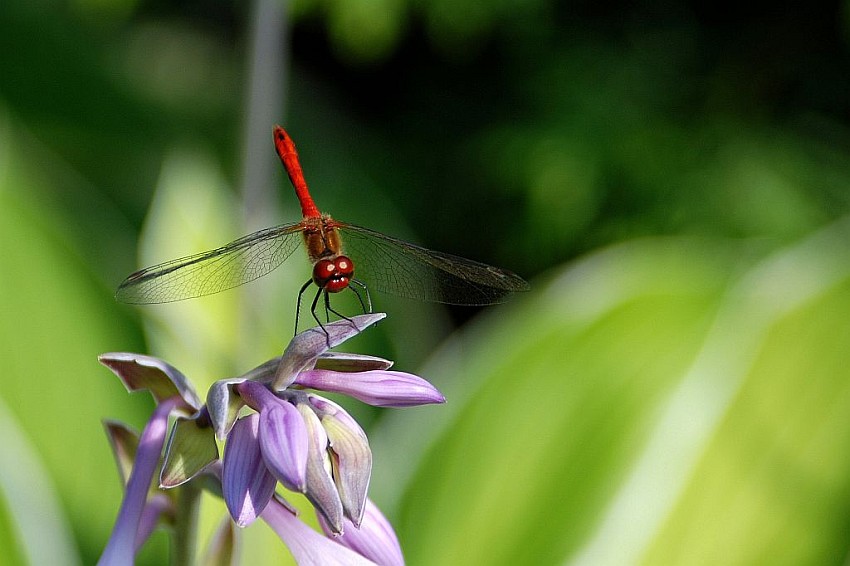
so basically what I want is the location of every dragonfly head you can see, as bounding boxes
[313,256,355,293]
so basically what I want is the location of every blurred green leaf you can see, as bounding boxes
[639,225,850,565]
[134,147,244,382]
[0,121,146,563]
[384,237,735,564]
[371,220,850,565]
[326,0,408,63]
[0,400,80,566]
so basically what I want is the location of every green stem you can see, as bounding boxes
[171,483,202,566]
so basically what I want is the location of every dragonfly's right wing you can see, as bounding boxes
[338,223,530,306]
[116,223,305,304]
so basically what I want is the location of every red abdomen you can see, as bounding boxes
[273,126,321,218]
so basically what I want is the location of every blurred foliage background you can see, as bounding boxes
[2,0,850,564]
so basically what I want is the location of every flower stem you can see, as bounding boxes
[171,482,202,566]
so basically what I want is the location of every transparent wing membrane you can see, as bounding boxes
[337,223,530,305]
[116,218,528,306]
[116,224,305,304]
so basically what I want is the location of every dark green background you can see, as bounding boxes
[2,0,850,564]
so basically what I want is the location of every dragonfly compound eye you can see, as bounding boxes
[313,257,352,293]
[334,255,354,278]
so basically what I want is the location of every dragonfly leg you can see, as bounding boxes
[309,287,330,340]
[348,278,372,314]
[295,278,315,335]
[324,290,359,330]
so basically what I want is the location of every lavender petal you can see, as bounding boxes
[99,353,202,412]
[222,414,276,527]
[207,377,247,440]
[262,497,376,565]
[272,313,386,390]
[318,499,404,566]
[297,401,345,534]
[237,381,309,491]
[258,400,309,493]
[134,494,172,552]
[296,369,446,407]
[310,396,372,526]
[99,397,181,566]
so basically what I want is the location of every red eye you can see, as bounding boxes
[335,255,354,277]
[312,257,352,293]
[312,259,334,286]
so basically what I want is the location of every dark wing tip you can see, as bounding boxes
[115,280,154,305]
[114,267,169,304]
[114,272,143,304]
[487,266,531,292]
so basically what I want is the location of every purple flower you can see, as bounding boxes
[222,412,278,526]
[97,354,201,566]
[99,313,444,565]
[213,314,443,541]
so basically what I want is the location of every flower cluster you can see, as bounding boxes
[98,313,444,565]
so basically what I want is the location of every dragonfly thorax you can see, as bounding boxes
[312,256,354,293]
[302,214,344,263]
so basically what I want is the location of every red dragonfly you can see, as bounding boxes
[117,126,529,328]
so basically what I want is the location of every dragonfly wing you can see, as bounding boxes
[116,223,305,304]
[337,223,530,306]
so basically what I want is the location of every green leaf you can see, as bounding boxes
[0,122,143,564]
[373,221,850,565]
[160,415,218,488]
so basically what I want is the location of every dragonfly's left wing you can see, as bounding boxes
[116,223,305,304]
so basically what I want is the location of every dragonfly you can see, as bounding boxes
[117,126,530,330]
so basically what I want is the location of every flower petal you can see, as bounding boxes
[318,499,404,566]
[262,496,376,565]
[99,353,202,412]
[102,420,139,486]
[315,352,393,372]
[99,397,181,565]
[297,400,344,534]
[135,494,172,552]
[236,381,310,490]
[310,396,372,526]
[207,377,247,440]
[241,351,393,382]
[159,411,218,488]
[259,400,309,493]
[272,313,386,389]
[296,370,446,407]
[222,414,276,527]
